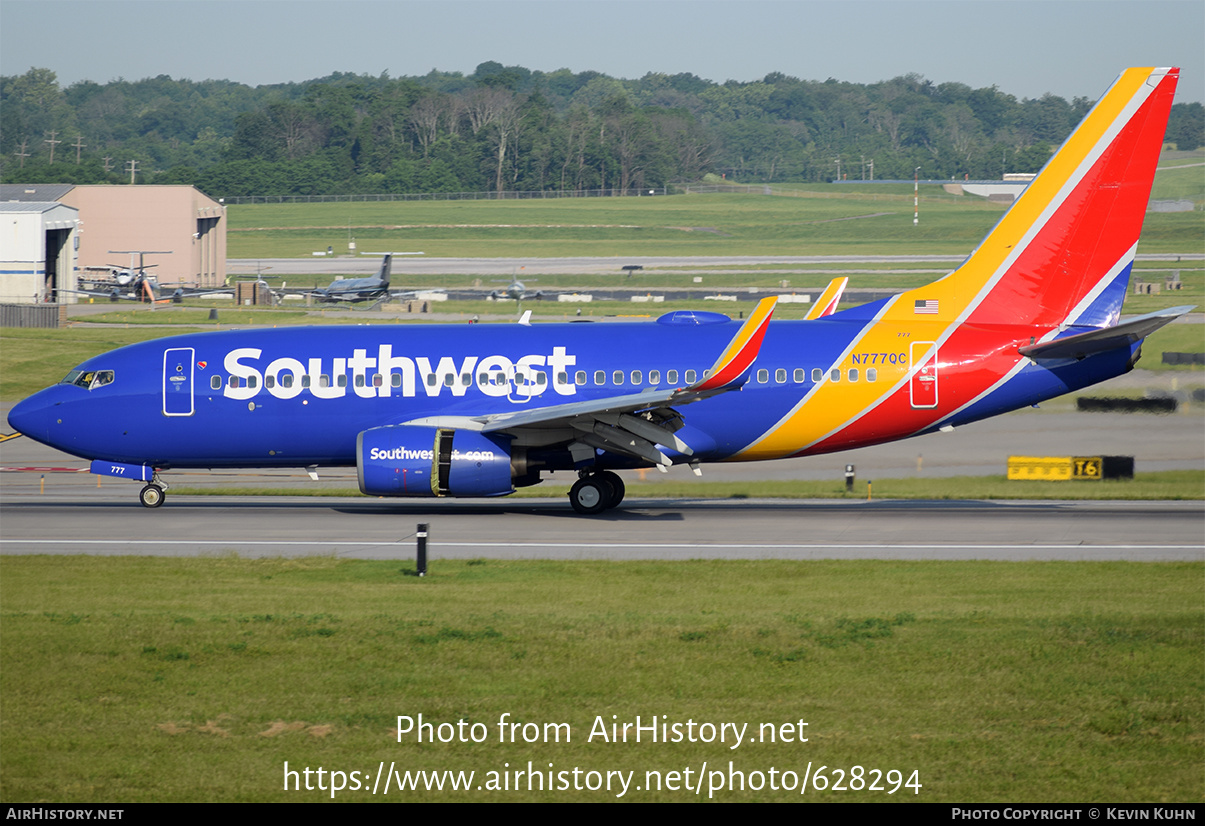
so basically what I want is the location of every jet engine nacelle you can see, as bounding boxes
[357,425,514,497]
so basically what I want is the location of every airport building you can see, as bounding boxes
[0,200,80,304]
[0,184,227,303]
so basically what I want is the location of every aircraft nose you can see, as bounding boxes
[7,389,56,443]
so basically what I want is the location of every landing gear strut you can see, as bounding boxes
[568,470,625,515]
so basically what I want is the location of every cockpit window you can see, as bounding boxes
[61,369,115,390]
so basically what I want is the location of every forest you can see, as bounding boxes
[2,61,1202,197]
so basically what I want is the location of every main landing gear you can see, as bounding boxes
[568,470,625,515]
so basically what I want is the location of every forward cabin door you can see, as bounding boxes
[163,347,195,416]
[909,341,938,409]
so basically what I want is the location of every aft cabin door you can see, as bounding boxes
[163,347,195,416]
[909,341,938,409]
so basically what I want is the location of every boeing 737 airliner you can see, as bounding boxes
[7,68,1192,513]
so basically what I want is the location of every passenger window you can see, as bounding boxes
[649,370,660,385]
[211,376,221,390]
[613,370,624,385]
[462,373,472,387]
[848,369,859,383]
[702,369,711,379]
[575,371,587,386]
[302,375,312,388]
[391,374,401,388]
[281,374,294,388]
[320,375,331,388]
[630,370,642,385]
[685,370,696,383]
[355,374,366,388]
[812,368,823,382]
[427,374,437,387]
[594,370,605,386]
[248,375,258,388]
[374,374,384,388]
[667,370,679,385]
[227,376,239,388]
[537,373,547,386]
[866,368,877,382]
[443,374,454,387]
[757,369,768,383]
[336,375,347,388]
[830,369,841,382]
[558,372,569,386]
[775,368,787,383]
[793,368,804,383]
[265,375,276,389]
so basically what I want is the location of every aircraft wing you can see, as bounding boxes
[389,288,446,299]
[171,286,235,299]
[400,297,778,467]
[56,284,162,302]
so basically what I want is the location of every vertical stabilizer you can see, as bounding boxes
[377,253,393,290]
[904,67,1179,329]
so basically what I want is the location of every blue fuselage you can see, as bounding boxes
[8,310,1135,473]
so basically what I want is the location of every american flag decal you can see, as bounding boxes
[914,299,939,314]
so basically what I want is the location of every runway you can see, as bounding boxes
[1,494,1200,561]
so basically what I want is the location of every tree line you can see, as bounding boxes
[2,62,1201,197]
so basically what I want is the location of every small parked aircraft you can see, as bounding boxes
[64,251,227,303]
[308,253,432,303]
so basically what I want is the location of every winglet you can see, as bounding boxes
[804,277,848,320]
[689,297,777,392]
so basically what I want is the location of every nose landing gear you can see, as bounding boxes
[139,483,165,508]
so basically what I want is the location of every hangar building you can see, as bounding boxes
[0,184,226,303]
[0,201,80,303]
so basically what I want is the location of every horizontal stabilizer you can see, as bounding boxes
[1019,306,1195,360]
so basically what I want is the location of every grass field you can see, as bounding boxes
[1,556,1200,802]
[224,189,1205,259]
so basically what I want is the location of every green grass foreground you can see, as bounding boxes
[1,557,1200,802]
